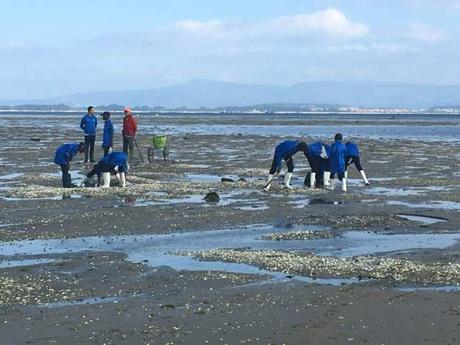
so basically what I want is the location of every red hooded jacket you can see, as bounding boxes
[122,114,137,136]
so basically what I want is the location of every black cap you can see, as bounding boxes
[334,133,343,141]
[100,111,111,119]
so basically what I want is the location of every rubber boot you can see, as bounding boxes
[67,174,77,188]
[323,171,330,187]
[264,174,274,191]
[360,170,370,185]
[61,174,68,188]
[120,172,126,188]
[101,172,111,188]
[327,179,336,190]
[310,172,316,189]
[63,173,76,188]
[284,172,293,190]
[342,178,347,192]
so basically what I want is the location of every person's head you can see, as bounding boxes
[334,133,343,141]
[100,111,111,120]
[297,141,308,153]
[123,107,132,116]
[78,142,86,153]
[88,106,95,115]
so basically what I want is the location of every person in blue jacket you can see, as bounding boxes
[305,142,331,189]
[328,133,348,192]
[345,142,370,185]
[264,140,308,191]
[54,142,85,188]
[85,151,128,188]
[80,106,98,162]
[100,111,114,156]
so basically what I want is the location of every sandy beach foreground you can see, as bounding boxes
[0,113,459,344]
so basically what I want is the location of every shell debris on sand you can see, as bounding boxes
[187,249,460,285]
[261,230,337,241]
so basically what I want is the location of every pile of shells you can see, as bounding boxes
[189,249,460,285]
[261,230,337,241]
[298,214,411,229]
[0,273,83,306]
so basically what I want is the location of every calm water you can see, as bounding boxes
[1,113,459,142]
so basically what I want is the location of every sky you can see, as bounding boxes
[1,0,460,99]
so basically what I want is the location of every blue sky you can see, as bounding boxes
[1,0,459,99]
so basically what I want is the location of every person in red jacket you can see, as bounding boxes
[122,107,137,160]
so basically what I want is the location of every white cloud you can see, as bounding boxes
[405,22,445,42]
[269,8,370,39]
[144,7,370,44]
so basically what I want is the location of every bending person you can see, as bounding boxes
[345,142,370,185]
[86,152,128,188]
[306,142,331,188]
[264,140,308,191]
[328,133,348,192]
[54,142,85,188]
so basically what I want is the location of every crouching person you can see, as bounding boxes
[54,142,86,188]
[345,142,370,185]
[86,152,128,188]
[264,140,309,191]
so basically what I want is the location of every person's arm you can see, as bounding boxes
[133,117,137,135]
[80,116,86,130]
[95,116,97,129]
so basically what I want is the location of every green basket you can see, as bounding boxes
[152,135,167,148]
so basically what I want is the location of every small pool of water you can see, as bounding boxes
[1,225,459,281]
[397,214,448,225]
[388,200,460,210]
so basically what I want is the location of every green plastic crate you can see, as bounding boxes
[152,135,167,148]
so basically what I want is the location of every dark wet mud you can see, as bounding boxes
[0,113,459,344]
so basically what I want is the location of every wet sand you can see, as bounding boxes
[0,113,459,344]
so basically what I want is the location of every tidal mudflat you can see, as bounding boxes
[0,112,459,344]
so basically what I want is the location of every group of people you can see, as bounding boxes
[53,106,137,188]
[265,133,370,192]
[53,111,367,193]
[79,106,138,161]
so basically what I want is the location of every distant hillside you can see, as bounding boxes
[2,80,460,108]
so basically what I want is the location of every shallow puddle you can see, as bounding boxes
[1,225,459,286]
[397,214,448,225]
[388,200,460,210]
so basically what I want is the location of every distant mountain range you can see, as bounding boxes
[2,80,460,108]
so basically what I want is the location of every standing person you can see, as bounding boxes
[345,142,370,185]
[264,140,309,191]
[80,106,98,162]
[54,142,85,188]
[101,111,114,156]
[85,151,128,188]
[328,133,348,192]
[122,107,137,161]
